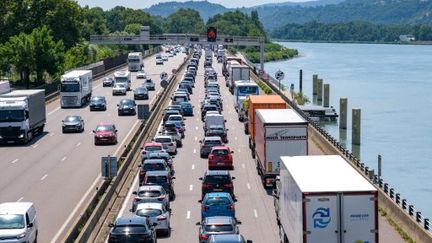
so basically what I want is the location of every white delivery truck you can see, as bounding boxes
[254,109,308,187]
[114,70,131,91]
[276,155,378,243]
[128,52,143,71]
[0,81,11,94]
[60,70,92,108]
[0,90,46,143]
[228,64,250,94]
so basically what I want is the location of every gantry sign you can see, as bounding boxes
[89,26,266,71]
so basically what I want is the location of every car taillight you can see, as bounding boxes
[202,183,212,189]
[169,142,174,146]
[224,183,233,188]
[202,205,210,211]
[199,234,209,240]
[157,196,166,201]
[227,204,235,210]
[134,198,141,202]
[140,171,145,176]
[208,155,214,160]
[266,178,274,186]
[157,215,167,221]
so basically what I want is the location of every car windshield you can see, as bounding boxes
[204,140,222,146]
[146,79,153,83]
[212,149,229,156]
[0,214,25,229]
[181,103,191,108]
[143,163,166,171]
[61,82,80,92]
[238,86,258,94]
[65,116,80,122]
[204,224,234,232]
[96,125,114,132]
[135,88,146,93]
[136,208,163,217]
[91,97,104,102]
[138,190,162,197]
[155,137,172,143]
[112,225,149,234]
[204,197,231,206]
[120,99,134,105]
[114,84,125,88]
[205,175,230,184]
[205,106,217,111]
[146,176,167,184]
[168,116,182,121]
[145,145,162,151]
[0,110,25,122]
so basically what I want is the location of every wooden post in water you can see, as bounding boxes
[312,74,318,104]
[340,98,348,130]
[323,84,330,107]
[317,78,323,105]
[352,108,361,145]
[299,69,303,93]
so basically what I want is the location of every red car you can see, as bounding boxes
[93,123,118,145]
[208,146,234,170]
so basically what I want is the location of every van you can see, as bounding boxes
[171,93,189,105]
[0,202,38,243]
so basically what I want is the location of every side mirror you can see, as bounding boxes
[115,130,118,132]
[237,221,242,225]
[27,222,34,228]
[92,130,96,133]
[172,176,176,179]
[246,241,253,243]
[231,151,234,154]
[132,191,137,195]
[198,199,202,203]
[195,222,201,226]
[232,177,236,180]
[199,177,203,180]
[109,223,114,227]
[233,199,238,202]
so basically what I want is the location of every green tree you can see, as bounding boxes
[81,6,109,40]
[3,33,34,88]
[164,8,205,33]
[124,23,142,35]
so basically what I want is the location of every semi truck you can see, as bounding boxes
[128,52,143,71]
[254,109,308,187]
[228,64,250,94]
[0,81,11,95]
[246,95,287,145]
[223,57,242,77]
[60,70,92,108]
[233,80,259,112]
[0,90,46,144]
[114,70,131,91]
[276,155,378,243]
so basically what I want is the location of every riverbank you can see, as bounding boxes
[233,42,298,63]
[271,38,432,46]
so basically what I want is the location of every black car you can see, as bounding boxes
[117,99,136,116]
[200,170,235,199]
[62,115,84,133]
[134,87,149,100]
[108,217,157,243]
[89,96,107,111]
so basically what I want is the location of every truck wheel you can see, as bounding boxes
[251,150,255,159]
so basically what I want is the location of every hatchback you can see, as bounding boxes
[141,142,165,160]
[200,170,235,199]
[199,193,236,220]
[103,77,114,87]
[135,203,171,236]
[117,99,136,116]
[144,78,156,90]
[153,135,177,155]
[197,216,240,243]
[62,115,84,133]
[134,87,149,100]
[200,136,224,158]
[208,146,234,170]
[144,171,175,200]
[139,159,171,185]
[108,217,156,243]
[132,185,170,212]
[180,101,194,116]
[89,96,107,111]
[93,123,117,145]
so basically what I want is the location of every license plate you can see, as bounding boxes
[214,189,223,191]
[217,162,224,165]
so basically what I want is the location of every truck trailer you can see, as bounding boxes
[60,70,92,108]
[0,90,46,144]
[128,52,143,71]
[0,81,11,95]
[228,65,250,94]
[254,109,308,187]
[276,155,378,243]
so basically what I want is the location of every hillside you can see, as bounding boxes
[144,1,229,20]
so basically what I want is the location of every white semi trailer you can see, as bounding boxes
[60,70,92,108]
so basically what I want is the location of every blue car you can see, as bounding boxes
[200,192,236,220]
[180,101,194,116]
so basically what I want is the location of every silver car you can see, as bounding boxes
[135,203,171,236]
[197,216,240,243]
[144,78,156,90]
[132,185,170,212]
[112,83,127,95]
[102,77,114,87]
[159,128,182,147]
[137,70,146,79]
[62,115,84,133]
[153,135,177,155]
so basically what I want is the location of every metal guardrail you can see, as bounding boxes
[242,57,432,239]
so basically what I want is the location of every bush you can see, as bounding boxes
[258,81,273,94]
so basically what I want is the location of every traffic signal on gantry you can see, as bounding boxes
[207,27,217,42]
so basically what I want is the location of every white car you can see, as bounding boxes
[137,70,146,79]
[144,78,156,90]
[154,135,177,155]
[112,83,127,95]
[162,56,168,62]
[156,58,164,65]
[135,203,171,236]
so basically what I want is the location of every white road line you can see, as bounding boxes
[31,143,39,149]
[247,183,251,190]
[47,107,60,116]
[11,159,19,164]
[235,136,237,140]
[61,156,67,162]
[242,163,245,169]
[196,118,199,121]
[195,126,198,130]
[88,131,93,135]
[118,174,139,219]
[17,197,23,202]
[254,209,258,218]
[189,184,193,191]
[76,142,81,147]
[238,149,241,153]
[186,210,191,219]
[193,149,196,153]
[41,174,48,181]
[192,164,195,170]
[49,133,55,137]
[194,137,198,141]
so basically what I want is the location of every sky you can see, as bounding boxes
[76,0,309,10]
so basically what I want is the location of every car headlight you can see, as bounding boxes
[16,232,26,239]
[18,134,24,138]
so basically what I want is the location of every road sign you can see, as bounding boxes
[160,79,169,89]
[275,70,285,81]
[101,156,117,179]
[138,104,150,120]
[160,72,168,80]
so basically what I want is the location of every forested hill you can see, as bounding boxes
[144,1,229,20]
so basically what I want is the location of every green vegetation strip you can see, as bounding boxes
[258,81,273,94]
[379,208,415,243]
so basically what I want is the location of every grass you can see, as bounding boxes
[243,42,298,63]
[258,81,273,94]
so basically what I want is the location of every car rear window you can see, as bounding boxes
[204,224,234,232]
[136,209,163,217]
[205,175,230,184]
[143,163,166,171]
[112,225,149,234]
[155,138,172,143]
[138,190,162,197]
[204,140,222,146]
[212,149,229,156]
[145,146,162,151]
[146,176,167,184]
[204,197,231,205]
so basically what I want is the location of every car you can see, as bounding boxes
[139,159,171,185]
[208,146,234,170]
[108,216,157,243]
[137,70,146,79]
[209,234,252,243]
[112,83,127,95]
[132,185,170,212]
[0,202,38,243]
[168,52,174,57]
[93,123,118,145]
[197,216,240,243]
[135,203,171,236]
[62,115,84,133]
[177,86,192,95]
[162,55,168,62]
[144,78,156,90]
[201,105,220,121]
[146,151,174,169]
[156,58,164,65]
[167,114,185,127]
[89,96,107,111]
[200,136,224,158]
[159,127,183,146]
[143,170,175,200]
[117,99,136,116]
[206,126,228,143]
[180,101,194,116]
[199,192,236,220]
[200,170,235,199]
[163,109,181,123]
[134,87,149,100]
[165,105,183,115]
[154,135,177,155]
[103,77,114,87]
[141,142,165,161]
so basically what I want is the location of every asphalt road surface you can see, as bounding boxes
[0,50,187,243]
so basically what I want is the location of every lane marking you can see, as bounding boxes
[196,118,199,121]
[88,131,93,135]
[41,174,48,181]
[195,126,198,130]
[254,209,258,218]
[247,183,251,190]
[242,163,245,169]
[186,210,191,219]
[47,107,60,116]
[194,137,197,141]
[49,133,55,137]
[235,136,237,140]
[61,156,67,162]
[238,149,241,153]
[32,144,39,149]
[189,184,193,191]
[11,159,19,164]
[193,149,196,153]
[17,197,23,202]
[192,164,195,170]
[76,142,81,147]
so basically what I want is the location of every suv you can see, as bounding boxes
[153,135,177,155]
[205,126,228,143]
[199,170,235,199]
[143,171,175,200]
[117,99,136,116]
[108,217,156,243]
[132,185,170,212]
[199,136,224,158]
[208,146,234,170]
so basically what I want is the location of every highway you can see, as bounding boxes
[115,52,405,242]
[0,50,186,243]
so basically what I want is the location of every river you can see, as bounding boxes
[265,42,432,218]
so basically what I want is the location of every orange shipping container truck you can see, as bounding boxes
[247,95,287,148]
